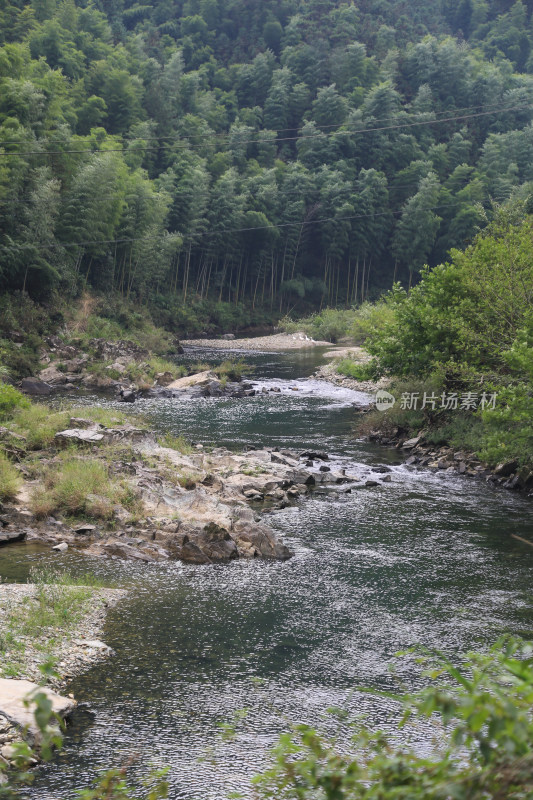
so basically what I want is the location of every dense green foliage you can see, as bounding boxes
[348,207,533,469]
[1,0,533,314]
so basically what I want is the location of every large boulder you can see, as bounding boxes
[20,378,53,396]
[495,460,519,477]
[38,366,67,385]
[166,370,216,391]
[55,428,105,445]
[231,521,292,560]
[197,522,238,561]
[89,338,148,362]
[0,678,76,743]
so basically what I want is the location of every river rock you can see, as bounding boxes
[20,378,53,396]
[89,338,148,362]
[0,530,27,546]
[299,451,329,461]
[102,541,155,561]
[119,388,136,403]
[0,678,76,743]
[197,523,239,560]
[107,361,126,375]
[38,365,67,385]
[74,523,97,535]
[52,542,68,552]
[288,470,316,487]
[154,371,175,387]
[55,428,105,445]
[232,521,292,559]
[495,460,519,477]
[166,371,215,391]
[179,540,212,564]
[402,436,421,449]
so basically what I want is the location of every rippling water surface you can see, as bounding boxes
[2,347,532,799]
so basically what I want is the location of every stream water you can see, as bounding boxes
[1,346,533,799]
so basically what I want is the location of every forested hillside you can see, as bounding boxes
[1,0,533,322]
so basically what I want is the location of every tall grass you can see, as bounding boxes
[30,456,143,520]
[0,451,21,501]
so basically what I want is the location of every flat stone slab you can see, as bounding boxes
[0,678,76,737]
[166,370,215,390]
[55,428,105,444]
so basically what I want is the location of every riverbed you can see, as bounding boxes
[1,346,533,799]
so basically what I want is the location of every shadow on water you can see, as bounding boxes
[2,346,533,799]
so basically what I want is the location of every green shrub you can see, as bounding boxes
[0,452,21,501]
[349,299,397,344]
[0,383,30,421]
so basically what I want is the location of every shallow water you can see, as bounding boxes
[1,347,532,799]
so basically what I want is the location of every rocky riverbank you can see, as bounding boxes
[0,582,124,774]
[314,360,389,395]
[1,413,384,566]
[0,584,125,689]
[316,350,533,496]
[366,429,533,495]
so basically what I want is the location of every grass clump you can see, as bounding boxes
[9,405,71,449]
[124,357,186,385]
[0,382,30,421]
[158,433,194,454]
[8,584,95,639]
[336,358,382,381]
[0,451,21,501]
[30,456,143,521]
[213,359,250,381]
[28,565,108,589]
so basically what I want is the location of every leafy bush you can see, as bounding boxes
[366,215,533,377]
[361,213,533,469]
[0,383,30,421]
[0,452,21,501]
[349,300,397,345]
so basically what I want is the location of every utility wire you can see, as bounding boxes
[0,98,521,146]
[0,102,530,159]
[0,173,479,208]
[0,201,469,252]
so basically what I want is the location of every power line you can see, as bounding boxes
[0,98,518,147]
[0,102,530,159]
[0,201,468,253]
[0,171,478,208]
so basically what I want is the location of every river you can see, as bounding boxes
[1,346,533,799]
